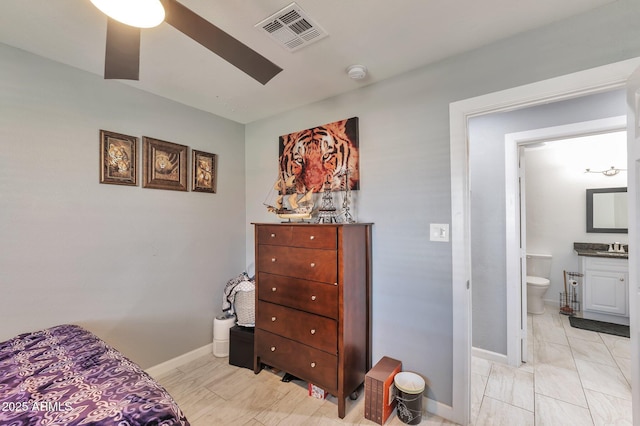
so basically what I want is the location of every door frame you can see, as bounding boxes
[449,57,640,425]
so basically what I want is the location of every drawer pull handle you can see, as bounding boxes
[272,287,277,292]
[311,295,317,301]
[334,283,338,286]
[620,277,625,281]
[270,233,276,238]
[310,262,316,268]
[310,329,316,335]
[271,316,277,322]
[310,362,316,368]
[271,346,276,352]
[310,235,315,240]
[271,258,276,262]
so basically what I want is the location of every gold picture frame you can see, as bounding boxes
[99,130,138,186]
[192,150,217,193]
[142,136,188,191]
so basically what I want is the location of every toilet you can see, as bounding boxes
[526,254,552,314]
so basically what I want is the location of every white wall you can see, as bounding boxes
[0,43,247,368]
[525,131,628,304]
[245,1,640,408]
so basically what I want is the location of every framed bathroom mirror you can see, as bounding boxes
[586,187,628,233]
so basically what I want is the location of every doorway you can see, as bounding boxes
[503,115,628,366]
[448,57,640,425]
[467,92,627,367]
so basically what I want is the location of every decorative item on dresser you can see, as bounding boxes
[252,223,373,419]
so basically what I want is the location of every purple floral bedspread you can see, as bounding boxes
[0,324,190,425]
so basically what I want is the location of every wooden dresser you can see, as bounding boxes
[253,223,372,418]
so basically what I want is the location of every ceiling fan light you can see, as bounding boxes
[90,0,165,28]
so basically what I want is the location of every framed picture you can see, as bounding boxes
[142,136,188,191]
[192,150,217,193]
[99,130,138,186]
[278,117,359,193]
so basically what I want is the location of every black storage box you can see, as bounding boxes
[229,325,255,370]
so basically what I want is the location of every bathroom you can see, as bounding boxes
[468,89,632,424]
[524,129,628,318]
[469,89,628,360]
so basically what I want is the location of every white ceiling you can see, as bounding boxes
[0,0,616,124]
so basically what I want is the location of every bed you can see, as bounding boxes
[0,324,190,425]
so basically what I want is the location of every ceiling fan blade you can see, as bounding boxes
[160,0,283,85]
[104,18,141,80]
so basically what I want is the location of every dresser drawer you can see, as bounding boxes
[257,225,337,250]
[257,245,337,283]
[256,329,337,390]
[290,226,337,249]
[257,301,337,354]
[257,225,292,246]
[258,273,338,318]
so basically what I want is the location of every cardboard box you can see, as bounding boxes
[308,383,328,399]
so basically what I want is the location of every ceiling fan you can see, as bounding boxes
[92,0,283,85]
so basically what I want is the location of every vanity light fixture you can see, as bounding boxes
[584,166,626,177]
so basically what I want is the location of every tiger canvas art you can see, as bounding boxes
[278,117,359,194]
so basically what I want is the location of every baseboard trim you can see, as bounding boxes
[472,346,508,364]
[145,343,213,379]
[425,397,454,422]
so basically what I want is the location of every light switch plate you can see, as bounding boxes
[430,223,450,242]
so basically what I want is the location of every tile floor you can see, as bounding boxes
[471,309,632,425]
[155,309,631,425]
[156,354,455,425]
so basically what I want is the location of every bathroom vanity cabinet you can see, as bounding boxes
[580,256,629,325]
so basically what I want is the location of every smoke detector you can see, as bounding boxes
[347,65,367,80]
[256,3,328,52]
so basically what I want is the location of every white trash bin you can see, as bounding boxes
[212,315,236,357]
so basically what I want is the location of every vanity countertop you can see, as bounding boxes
[574,242,628,259]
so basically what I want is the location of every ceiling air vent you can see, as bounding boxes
[255,3,328,52]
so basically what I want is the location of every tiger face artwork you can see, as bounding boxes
[279,117,359,193]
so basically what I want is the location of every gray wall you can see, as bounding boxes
[246,0,640,406]
[0,43,247,368]
[469,90,626,354]
[2,0,640,411]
